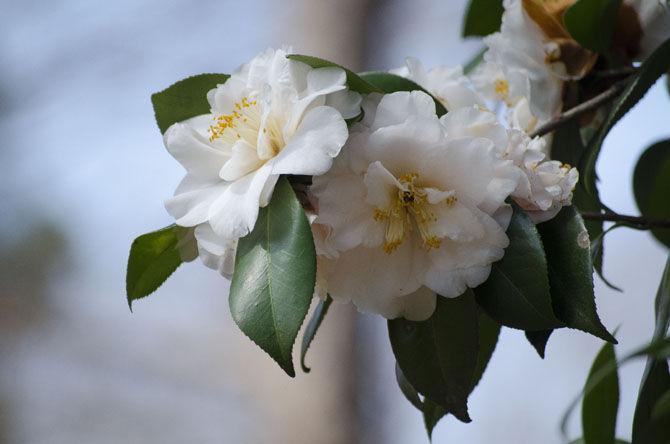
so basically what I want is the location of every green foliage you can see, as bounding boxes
[538,206,616,343]
[476,206,563,331]
[634,139,670,248]
[358,72,448,116]
[582,38,670,197]
[462,0,504,37]
[126,225,183,309]
[151,74,229,133]
[286,54,382,94]
[229,177,316,377]
[389,291,479,423]
[399,309,501,439]
[582,342,619,444]
[300,296,333,373]
[525,329,553,358]
[563,0,621,54]
[632,256,670,443]
[463,48,486,75]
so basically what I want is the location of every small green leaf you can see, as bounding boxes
[651,388,670,421]
[420,310,500,438]
[632,255,670,443]
[395,363,424,411]
[286,54,382,94]
[462,0,504,37]
[582,342,619,444]
[525,329,553,358]
[389,291,479,423]
[582,38,670,197]
[300,296,333,373]
[464,48,486,75]
[126,225,183,309]
[151,74,229,134]
[538,206,616,343]
[633,139,670,248]
[476,206,563,330]
[563,0,621,53]
[229,177,316,377]
[358,72,447,116]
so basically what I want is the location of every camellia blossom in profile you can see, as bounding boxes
[311,91,519,320]
[390,57,485,111]
[162,47,361,274]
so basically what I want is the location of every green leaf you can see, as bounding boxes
[633,139,670,248]
[563,0,621,53]
[464,48,486,75]
[582,342,619,444]
[582,38,670,197]
[389,291,479,423]
[570,440,631,444]
[537,206,616,343]
[300,296,333,373]
[420,309,501,438]
[632,255,670,443]
[126,225,183,309]
[229,177,316,377]
[476,206,563,330]
[651,388,670,421]
[395,363,424,411]
[286,54,382,94]
[357,72,448,116]
[151,74,229,134]
[525,329,553,358]
[462,0,504,37]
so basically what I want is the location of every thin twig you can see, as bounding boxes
[581,212,670,229]
[530,81,628,138]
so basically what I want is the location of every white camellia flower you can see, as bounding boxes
[471,0,595,132]
[390,57,485,111]
[441,104,578,222]
[311,91,519,320]
[504,130,579,223]
[162,47,361,275]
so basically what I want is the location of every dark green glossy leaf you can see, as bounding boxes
[525,329,553,358]
[538,206,616,343]
[126,225,183,309]
[582,342,619,444]
[582,38,670,197]
[651,388,670,421]
[229,177,316,377]
[358,72,448,116]
[151,74,229,134]
[570,439,631,444]
[286,54,381,94]
[395,363,423,411]
[633,139,670,248]
[632,256,670,443]
[476,206,562,330]
[564,0,621,53]
[421,309,501,438]
[389,291,479,423]
[300,296,333,373]
[462,0,504,37]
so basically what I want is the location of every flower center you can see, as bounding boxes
[493,79,509,101]
[373,173,456,254]
[208,96,284,160]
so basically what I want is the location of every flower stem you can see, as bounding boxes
[530,81,628,138]
[580,212,670,229]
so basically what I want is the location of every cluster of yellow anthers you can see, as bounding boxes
[374,173,457,254]
[493,78,510,102]
[208,97,259,143]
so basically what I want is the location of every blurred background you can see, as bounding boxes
[0,0,668,443]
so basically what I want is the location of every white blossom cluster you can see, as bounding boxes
[161,0,668,321]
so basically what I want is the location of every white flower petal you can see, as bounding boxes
[219,140,264,181]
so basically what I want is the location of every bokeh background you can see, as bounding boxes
[1,0,669,443]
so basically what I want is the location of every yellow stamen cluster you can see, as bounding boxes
[374,172,453,254]
[208,97,259,143]
[493,79,509,100]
